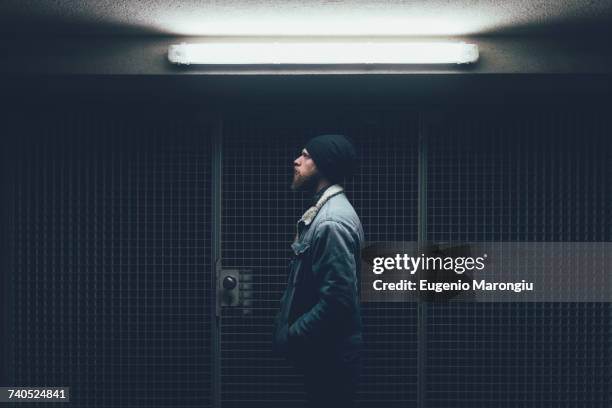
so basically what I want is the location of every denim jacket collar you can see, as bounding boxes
[296,184,344,238]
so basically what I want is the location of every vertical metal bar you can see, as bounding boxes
[1,125,14,388]
[1,122,7,387]
[416,111,428,408]
[211,115,224,408]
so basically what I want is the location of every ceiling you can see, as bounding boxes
[1,0,611,37]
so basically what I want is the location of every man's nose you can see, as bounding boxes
[294,157,301,166]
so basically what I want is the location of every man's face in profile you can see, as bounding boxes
[291,148,321,191]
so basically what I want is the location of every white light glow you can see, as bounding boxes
[168,41,479,65]
[162,17,471,37]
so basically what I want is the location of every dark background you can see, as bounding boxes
[1,1,612,407]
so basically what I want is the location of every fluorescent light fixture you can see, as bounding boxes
[168,41,479,65]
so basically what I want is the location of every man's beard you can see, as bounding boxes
[291,170,321,193]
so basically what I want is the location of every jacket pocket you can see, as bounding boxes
[290,241,310,285]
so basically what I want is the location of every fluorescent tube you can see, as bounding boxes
[168,41,479,65]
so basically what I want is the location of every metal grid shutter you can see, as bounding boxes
[3,103,611,408]
[3,105,213,408]
[220,111,419,408]
[424,108,612,407]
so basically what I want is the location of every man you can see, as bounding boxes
[273,134,365,408]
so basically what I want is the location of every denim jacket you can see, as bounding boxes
[273,185,365,362]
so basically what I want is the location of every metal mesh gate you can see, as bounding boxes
[3,103,611,408]
[220,110,420,408]
[424,108,612,407]
[3,104,213,408]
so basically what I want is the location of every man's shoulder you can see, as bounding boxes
[313,193,362,233]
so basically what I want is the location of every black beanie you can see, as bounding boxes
[305,134,357,184]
